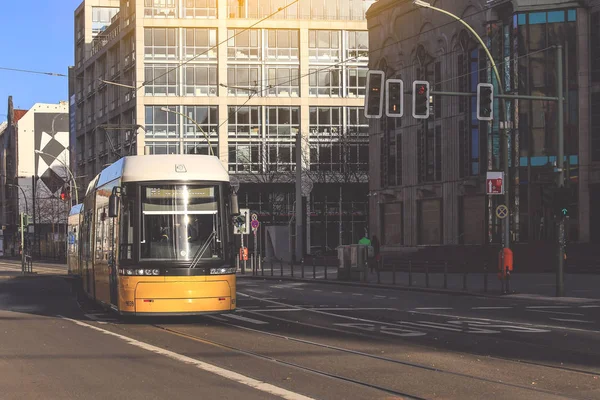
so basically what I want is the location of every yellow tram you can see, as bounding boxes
[68,155,238,316]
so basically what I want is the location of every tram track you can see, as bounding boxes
[150,318,588,400]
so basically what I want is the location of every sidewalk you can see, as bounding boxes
[240,262,600,301]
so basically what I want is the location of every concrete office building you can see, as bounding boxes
[367,0,599,266]
[70,0,374,257]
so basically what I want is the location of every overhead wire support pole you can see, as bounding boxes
[556,45,565,297]
[413,0,511,253]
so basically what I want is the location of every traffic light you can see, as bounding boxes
[552,186,571,217]
[412,80,430,119]
[477,83,494,121]
[364,70,385,119]
[385,79,404,118]
[60,184,70,202]
[233,208,250,234]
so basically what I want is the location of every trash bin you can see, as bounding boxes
[337,245,351,281]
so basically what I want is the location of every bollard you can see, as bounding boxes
[483,263,488,292]
[506,266,511,293]
[291,261,294,277]
[271,260,274,277]
[444,261,448,289]
[301,258,305,278]
[312,258,316,279]
[260,255,264,276]
[251,255,255,276]
[377,263,381,284]
[280,260,283,276]
[425,264,429,288]
[325,258,328,280]
[408,260,412,286]
[463,272,468,291]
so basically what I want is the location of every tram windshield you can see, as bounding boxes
[140,184,222,261]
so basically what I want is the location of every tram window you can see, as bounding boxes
[120,200,134,260]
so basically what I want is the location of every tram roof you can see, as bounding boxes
[88,155,229,195]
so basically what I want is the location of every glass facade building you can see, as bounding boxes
[71,0,373,256]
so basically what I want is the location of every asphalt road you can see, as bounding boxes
[0,268,599,399]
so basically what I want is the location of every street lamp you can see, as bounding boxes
[412,0,511,251]
[159,107,214,156]
[34,150,79,205]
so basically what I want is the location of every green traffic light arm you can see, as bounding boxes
[413,1,503,95]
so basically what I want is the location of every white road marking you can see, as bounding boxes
[351,293,363,296]
[59,316,313,400]
[525,306,570,309]
[207,315,228,322]
[527,310,585,316]
[414,307,453,310]
[399,321,463,332]
[224,314,268,325]
[579,305,600,308]
[312,290,322,292]
[472,307,513,310]
[332,291,342,294]
[410,310,599,334]
[549,318,594,324]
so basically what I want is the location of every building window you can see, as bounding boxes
[184,65,217,96]
[227,106,261,139]
[266,30,299,61]
[144,64,179,96]
[228,142,262,173]
[182,106,218,139]
[227,65,261,95]
[346,106,369,136]
[308,30,340,62]
[183,142,217,155]
[144,141,180,154]
[266,142,295,172]
[144,28,178,60]
[183,28,217,59]
[266,107,299,139]
[309,68,341,97]
[183,0,217,18]
[346,31,368,61]
[144,0,178,18]
[266,66,299,97]
[346,66,367,97]
[145,106,179,138]
[92,7,119,36]
[227,29,261,60]
[309,107,342,137]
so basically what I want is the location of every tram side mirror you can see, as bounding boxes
[108,193,120,218]
[231,192,239,216]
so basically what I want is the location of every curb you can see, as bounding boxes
[237,274,497,298]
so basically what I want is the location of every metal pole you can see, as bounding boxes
[20,212,24,274]
[557,45,565,297]
[32,175,36,258]
[295,133,303,263]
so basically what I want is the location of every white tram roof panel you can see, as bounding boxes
[95,155,229,189]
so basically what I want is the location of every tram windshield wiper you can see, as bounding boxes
[189,230,216,269]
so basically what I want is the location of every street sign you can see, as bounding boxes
[496,204,508,219]
[486,172,504,195]
[251,219,259,230]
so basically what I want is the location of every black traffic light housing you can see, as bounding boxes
[477,83,494,121]
[385,79,404,118]
[364,70,385,119]
[60,183,70,202]
[553,186,571,217]
[412,80,430,119]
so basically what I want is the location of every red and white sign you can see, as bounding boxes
[486,172,504,195]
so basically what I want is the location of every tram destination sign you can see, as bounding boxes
[145,187,214,199]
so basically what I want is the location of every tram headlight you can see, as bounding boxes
[126,269,134,276]
[210,267,237,274]
[144,269,153,276]
[152,269,160,276]
[137,269,145,275]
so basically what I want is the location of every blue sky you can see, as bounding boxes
[0,1,82,116]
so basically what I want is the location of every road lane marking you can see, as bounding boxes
[527,310,585,316]
[312,290,322,292]
[525,306,570,309]
[579,305,600,308]
[549,318,594,324]
[409,310,600,334]
[224,314,268,325]
[414,307,453,310]
[472,307,512,310]
[59,316,313,400]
